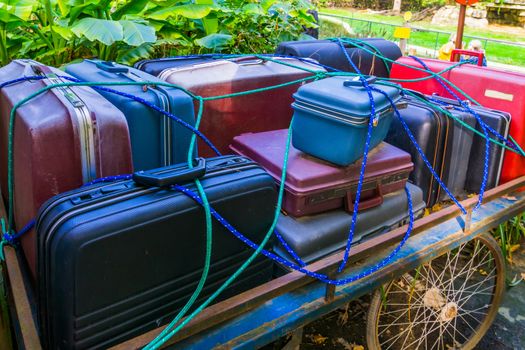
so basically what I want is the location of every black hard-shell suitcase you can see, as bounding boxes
[35,156,277,349]
[430,95,511,192]
[275,38,402,77]
[134,55,221,77]
[274,183,426,266]
[385,95,475,206]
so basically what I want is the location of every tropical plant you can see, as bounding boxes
[0,0,317,66]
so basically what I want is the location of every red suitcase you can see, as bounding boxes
[391,56,525,184]
[0,60,133,278]
[157,57,325,157]
[230,129,413,217]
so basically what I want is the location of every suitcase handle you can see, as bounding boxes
[344,183,383,213]
[405,89,429,101]
[133,158,206,187]
[343,76,377,87]
[230,56,267,65]
[95,60,130,73]
[450,49,485,66]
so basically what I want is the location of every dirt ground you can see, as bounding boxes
[263,242,525,350]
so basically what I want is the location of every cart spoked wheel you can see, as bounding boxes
[366,232,505,350]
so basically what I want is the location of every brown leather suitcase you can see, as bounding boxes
[157,57,325,157]
[0,59,133,278]
[230,129,413,217]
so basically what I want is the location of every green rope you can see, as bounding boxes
[202,73,324,101]
[146,121,294,350]
[149,97,213,342]
[336,38,485,107]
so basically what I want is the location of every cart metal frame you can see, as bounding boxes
[3,176,525,349]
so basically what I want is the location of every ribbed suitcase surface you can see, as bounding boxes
[36,156,277,349]
[275,38,402,77]
[156,57,325,157]
[274,183,425,265]
[66,59,197,171]
[230,129,413,217]
[0,59,133,278]
[430,95,511,192]
[385,95,475,206]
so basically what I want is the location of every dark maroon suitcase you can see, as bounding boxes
[230,129,413,217]
[156,57,325,157]
[0,59,133,279]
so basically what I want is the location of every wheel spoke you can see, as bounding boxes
[371,236,502,350]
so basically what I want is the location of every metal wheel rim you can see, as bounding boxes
[367,233,505,350]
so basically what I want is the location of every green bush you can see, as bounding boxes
[0,0,317,66]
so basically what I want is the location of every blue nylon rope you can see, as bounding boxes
[335,38,379,273]
[0,75,45,88]
[2,219,35,244]
[174,183,414,285]
[0,172,414,285]
[428,97,520,151]
[371,86,467,214]
[274,228,307,267]
[409,56,489,210]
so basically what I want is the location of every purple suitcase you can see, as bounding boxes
[230,129,414,217]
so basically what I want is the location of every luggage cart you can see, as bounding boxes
[2,176,525,350]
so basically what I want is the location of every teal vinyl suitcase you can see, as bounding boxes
[291,76,405,166]
[66,60,197,171]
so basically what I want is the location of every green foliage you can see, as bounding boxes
[0,0,317,66]
[492,213,525,263]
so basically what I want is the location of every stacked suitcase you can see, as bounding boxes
[227,74,426,271]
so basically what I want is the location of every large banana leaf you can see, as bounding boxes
[0,0,34,22]
[195,33,232,50]
[72,17,123,45]
[120,20,156,46]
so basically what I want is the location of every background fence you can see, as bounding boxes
[319,12,525,67]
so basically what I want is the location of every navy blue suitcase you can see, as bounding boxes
[35,156,277,349]
[274,183,425,266]
[275,38,402,77]
[386,95,475,206]
[65,60,197,171]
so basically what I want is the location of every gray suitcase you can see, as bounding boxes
[274,183,426,266]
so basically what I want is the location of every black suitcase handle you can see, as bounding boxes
[133,158,207,187]
[95,60,130,74]
[343,76,377,87]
